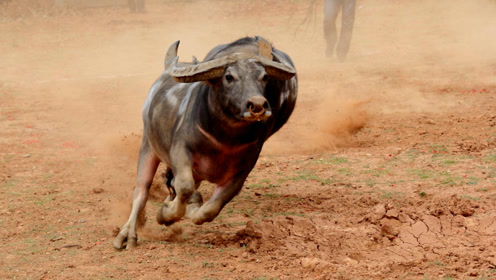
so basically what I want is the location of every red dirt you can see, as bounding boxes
[2,0,496,279]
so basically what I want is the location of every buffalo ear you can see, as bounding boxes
[262,52,296,81]
[265,66,295,81]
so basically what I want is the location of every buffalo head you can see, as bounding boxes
[166,42,296,122]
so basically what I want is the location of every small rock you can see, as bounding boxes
[236,221,263,239]
[92,188,104,194]
[111,226,120,237]
[301,257,331,271]
[398,213,414,224]
[368,204,386,222]
[386,209,399,219]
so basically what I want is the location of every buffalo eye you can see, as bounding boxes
[225,74,234,82]
[262,74,269,82]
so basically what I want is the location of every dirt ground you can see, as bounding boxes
[2,0,496,279]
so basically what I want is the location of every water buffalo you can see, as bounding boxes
[114,36,297,249]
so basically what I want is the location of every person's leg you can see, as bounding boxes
[336,0,356,61]
[323,0,342,57]
[136,0,145,13]
[128,0,136,12]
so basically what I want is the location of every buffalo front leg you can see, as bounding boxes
[156,145,195,225]
[187,177,246,225]
[113,143,160,250]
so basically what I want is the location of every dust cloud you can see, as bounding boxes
[263,95,371,155]
[313,98,370,148]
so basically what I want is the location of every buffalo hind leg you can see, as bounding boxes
[159,179,203,224]
[162,168,176,201]
[185,188,204,218]
[188,178,245,225]
[113,141,160,250]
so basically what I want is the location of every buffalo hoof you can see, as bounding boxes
[113,228,138,250]
[156,201,184,226]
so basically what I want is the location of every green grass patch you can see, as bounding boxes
[284,196,302,202]
[430,260,447,267]
[440,159,457,166]
[248,182,280,189]
[289,171,332,185]
[338,168,353,176]
[461,195,481,201]
[22,238,42,254]
[484,153,496,163]
[466,177,479,185]
[359,179,377,187]
[264,193,280,199]
[226,222,246,227]
[273,212,306,217]
[319,155,348,165]
[361,167,391,177]
[380,191,405,200]
[437,171,463,186]
[408,169,435,180]
[201,262,214,268]
[2,153,15,163]
[429,144,448,154]
[1,179,19,190]
[405,149,421,161]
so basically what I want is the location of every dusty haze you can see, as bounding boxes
[2,0,495,156]
[2,1,496,279]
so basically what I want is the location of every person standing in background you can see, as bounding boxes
[324,0,356,62]
[128,0,145,13]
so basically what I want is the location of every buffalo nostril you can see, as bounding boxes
[246,102,261,112]
[246,96,269,118]
[247,101,266,116]
[263,101,269,110]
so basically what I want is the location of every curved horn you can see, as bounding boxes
[171,53,256,83]
[170,56,226,83]
[164,40,180,69]
[171,52,296,83]
[255,36,273,60]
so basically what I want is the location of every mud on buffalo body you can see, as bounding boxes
[114,36,298,249]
